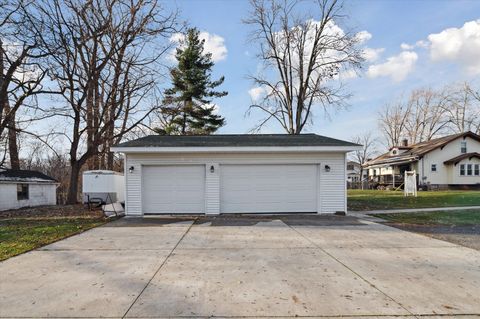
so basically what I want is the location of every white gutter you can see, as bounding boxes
[110,145,362,153]
[0,180,59,185]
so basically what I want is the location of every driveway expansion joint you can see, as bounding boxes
[285,221,419,318]
[121,218,198,319]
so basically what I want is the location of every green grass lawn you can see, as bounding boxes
[348,189,480,211]
[374,210,480,226]
[0,217,107,261]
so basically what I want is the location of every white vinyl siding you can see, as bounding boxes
[220,164,317,213]
[419,136,480,185]
[205,163,220,214]
[125,152,346,215]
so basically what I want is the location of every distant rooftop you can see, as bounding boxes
[114,134,359,148]
[0,169,57,183]
[364,131,480,167]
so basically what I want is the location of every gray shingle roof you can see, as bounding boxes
[0,169,57,182]
[114,134,359,148]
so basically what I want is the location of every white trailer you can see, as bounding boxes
[82,170,125,204]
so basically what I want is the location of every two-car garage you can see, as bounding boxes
[112,134,359,216]
[142,164,318,214]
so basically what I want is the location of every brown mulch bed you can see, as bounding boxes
[385,222,480,251]
[0,205,103,219]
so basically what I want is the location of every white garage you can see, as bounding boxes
[112,134,360,216]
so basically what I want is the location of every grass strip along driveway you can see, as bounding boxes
[0,205,108,261]
[374,209,480,251]
[348,189,480,211]
[0,217,107,261]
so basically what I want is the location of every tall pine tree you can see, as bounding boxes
[157,28,227,135]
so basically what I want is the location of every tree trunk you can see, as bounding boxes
[92,76,100,169]
[66,161,81,204]
[107,146,114,170]
[360,167,364,190]
[86,80,94,169]
[8,120,19,169]
[4,101,19,169]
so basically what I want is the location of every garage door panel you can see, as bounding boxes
[220,164,318,213]
[142,165,205,214]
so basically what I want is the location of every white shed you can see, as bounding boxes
[111,134,360,216]
[0,169,57,211]
[82,170,125,204]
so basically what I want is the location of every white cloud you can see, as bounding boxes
[338,69,358,80]
[427,19,480,74]
[355,30,384,63]
[363,47,385,62]
[400,43,414,50]
[2,41,41,82]
[356,30,372,44]
[415,40,429,48]
[248,86,267,102]
[367,51,418,82]
[169,31,227,62]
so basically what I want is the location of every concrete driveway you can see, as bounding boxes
[1,215,479,318]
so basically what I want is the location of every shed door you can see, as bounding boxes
[142,165,205,214]
[220,164,318,213]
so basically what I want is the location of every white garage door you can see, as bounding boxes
[142,165,205,214]
[220,164,318,213]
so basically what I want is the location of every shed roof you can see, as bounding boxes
[114,134,359,148]
[0,169,57,183]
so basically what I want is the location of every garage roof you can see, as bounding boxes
[114,134,359,148]
[0,169,57,183]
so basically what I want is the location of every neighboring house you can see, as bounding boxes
[111,134,360,216]
[346,161,367,183]
[363,131,480,189]
[0,169,58,211]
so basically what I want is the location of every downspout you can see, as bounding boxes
[421,157,425,187]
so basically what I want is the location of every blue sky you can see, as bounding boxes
[168,0,480,142]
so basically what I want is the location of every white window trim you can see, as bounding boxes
[459,163,480,177]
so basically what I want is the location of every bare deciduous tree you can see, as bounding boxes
[378,99,411,147]
[244,0,363,134]
[404,88,449,144]
[0,0,49,169]
[27,0,178,203]
[443,83,480,134]
[378,83,480,149]
[350,131,377,188]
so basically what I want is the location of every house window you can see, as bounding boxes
[461,141,467,154]
[17,184,29,200]
[373,169,377,176]
[460,164,465,176]
[431,164,437,172]
[475,164,480,176]
[467,164,473,176]
[347,164,354,170]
